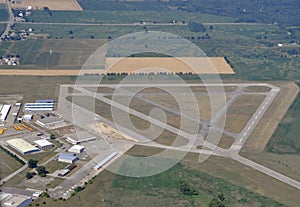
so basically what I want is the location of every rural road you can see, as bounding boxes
[0,21,267,27]
[0,0,14,40]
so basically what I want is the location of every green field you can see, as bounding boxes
[8,22,300,80]
[266,82,300,154]
[23,10,235,24]
[0,150,23,179]
[0,4,8,21]
[32,146,300,207]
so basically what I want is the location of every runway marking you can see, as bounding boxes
[255,116,258,120]
[247,126,251,130]
[243,132,247,136]
[251,121,254,125]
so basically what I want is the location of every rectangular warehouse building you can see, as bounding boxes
[68,145,84,153]
[94,152,117,170]
[34,139,54,150]
[6,138,40,154]
[66,131,97,145]
[24,103,54,111]
[0,105,11,122]
[58,153,78,164]
[36,100,55,103]
[35,116,64,128]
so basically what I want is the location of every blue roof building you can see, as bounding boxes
[58,153,78,163]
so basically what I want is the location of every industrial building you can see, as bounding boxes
[0,105,11,122]
[58,153,78,164]
[6,138,40,155]
[0,192,32,207]
[57,169,70,177]
[35,116,64,128]
[24,103,54,111]
[36,100,54,103]
[68,145,85,153]
[94,152,117,170]
[34,139,54,150]
[66,131,97,145]
[23,114,33,121]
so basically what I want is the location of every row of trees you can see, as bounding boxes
[0,145,25,165]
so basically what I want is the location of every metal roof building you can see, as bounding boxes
[93,152,117,170]
[66,131,97,145]
[35,116,64,128]
[68,145,85,154]
[36,100,54,103]
[34,139,54,150]
[58,153,78,164]
[24,103,54,111]
[6,138,40,155]
[0,192,32,207]
[0,105,11,122]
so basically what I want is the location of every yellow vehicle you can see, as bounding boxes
[21,124,34,132]
[0,128,8,135]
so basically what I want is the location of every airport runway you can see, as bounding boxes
[55,83,300,195]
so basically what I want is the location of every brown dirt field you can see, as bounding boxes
[224,94,266,133]
[12,0,82,10]
[98,122,139,142]
[241,82,299,153]
[105,57,235,74]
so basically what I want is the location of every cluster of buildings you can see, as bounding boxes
[6,138,55,155]
[0,56,20,66]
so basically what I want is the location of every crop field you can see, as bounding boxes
[105,57,234,74]
[0,4,8,21]
[0,39,107,69]
[22,9,236,24]
[32,147,300,207]
[8,22,300,80]
[0,150,23,179]
[12,0,82,10]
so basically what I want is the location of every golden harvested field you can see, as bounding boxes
[12,0,82,10]
[105,57,235,74]
[0,56,233,76]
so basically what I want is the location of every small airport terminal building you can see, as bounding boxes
[6,138,39,155]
